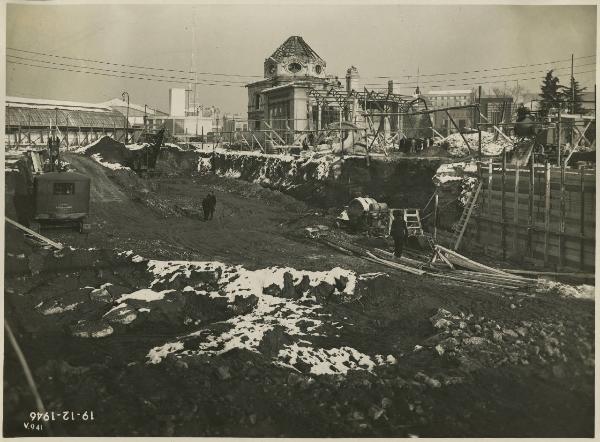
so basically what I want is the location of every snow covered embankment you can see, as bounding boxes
[197,150,339,190]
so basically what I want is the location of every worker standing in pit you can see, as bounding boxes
[390,210,409,258]
[207,191,217,220]
[14,159,34,227]
[202,194,210,221]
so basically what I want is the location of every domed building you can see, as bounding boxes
[246,36,344,138]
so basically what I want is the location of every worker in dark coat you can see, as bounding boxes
[390,211,409,258]
[207,192,217,220]
[13,159,34,227]
[202,195,211,221]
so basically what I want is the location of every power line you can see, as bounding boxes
[8,45,595,84]
[9,58,594,93]
[363,62,597,87]
[6,60,245,88]
[382,69,597,91]
[7,46,263,79]
[367,54,596,79]
[6,54,249,85]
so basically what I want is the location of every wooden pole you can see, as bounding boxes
[202,126,204,151]
[558,161,566,269]
[445,109,471,154]
[528,157,535,257]
[557,107,561,165]
[513,164,520,256]
[433,193,438,241]
[484,158,492,224]
[501,145,507,260]
[65,115,69,149]
[478,86,482,160]
[543,161,551,266]
[579,165,585,269]
[5,217,63,250]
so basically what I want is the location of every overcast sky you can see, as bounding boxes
[6,3,597,114]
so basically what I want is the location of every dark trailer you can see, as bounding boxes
[32,171,91,232]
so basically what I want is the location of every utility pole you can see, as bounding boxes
[571,54,575,114]
[478,85,482,160]
[144,104,147,130]
[122,91,130,144]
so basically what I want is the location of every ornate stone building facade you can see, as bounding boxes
[246,36,343,135]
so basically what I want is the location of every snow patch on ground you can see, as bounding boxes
[538,281,595,300]
[90,153,130,171]
[75,137,105,153]
[140,257,388,376]
[117,288,174,303]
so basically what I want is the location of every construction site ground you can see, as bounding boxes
[4,153,594,437]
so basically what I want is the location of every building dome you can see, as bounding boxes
[263,36,326,79]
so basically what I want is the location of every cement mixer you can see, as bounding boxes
[337,197,390,236]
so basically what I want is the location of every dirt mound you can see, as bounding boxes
[77,136,133,169]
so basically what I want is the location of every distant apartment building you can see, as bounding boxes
[420,90,475,135]
[222,113,248,132]
[479,96,513,126]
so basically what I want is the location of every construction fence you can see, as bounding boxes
[463,160,596,271]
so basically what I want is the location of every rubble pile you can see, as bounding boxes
[419,307,594,374]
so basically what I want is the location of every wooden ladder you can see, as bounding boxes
[452,181,482,251]
[403,209,424,236]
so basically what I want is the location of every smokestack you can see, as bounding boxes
[388,80,394,94]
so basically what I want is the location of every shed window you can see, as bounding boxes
[53,182,75,195]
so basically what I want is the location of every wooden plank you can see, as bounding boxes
[363,252,426,275]
[501,145,507,260]
[427,272,520,290]
[543,162,551,265]
[559,162,566,269]
[6,217,63,250]
[580,166,586,270]
[453,270,536,285]
[435,245,513,276]
[487,158,493,217]
[500,269,595,279]
[528,156,534,257]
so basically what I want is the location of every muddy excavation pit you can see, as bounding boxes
[3,150,594,437]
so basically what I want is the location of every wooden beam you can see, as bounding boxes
[435,244,514,277]
[513,164,520,256]
[543,162,551,265]
[579,166,585,270]
[558,161,566,269]
[445,109,472,154]
[528,156,535,257]
[6,217,63,250]
[501,146,507,260]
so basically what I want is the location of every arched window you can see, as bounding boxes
[288,62,302,73]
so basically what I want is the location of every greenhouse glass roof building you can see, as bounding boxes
[6,96,127,129]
